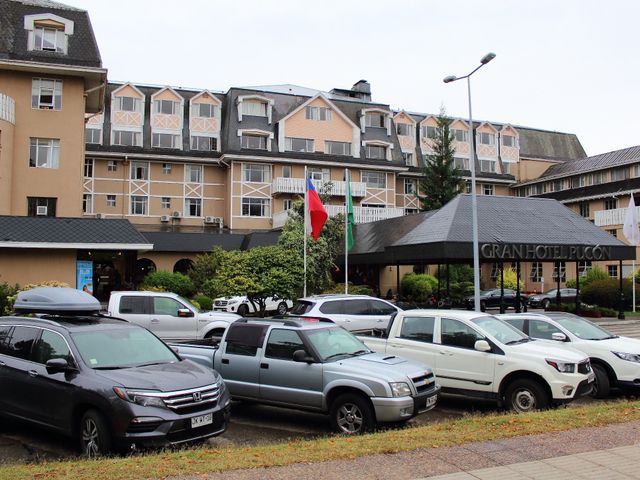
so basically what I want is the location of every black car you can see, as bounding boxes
[0,288,230,456]
[527,288,577,308]
[464,289,528,312]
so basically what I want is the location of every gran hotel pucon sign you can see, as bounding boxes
[480,244,611,261]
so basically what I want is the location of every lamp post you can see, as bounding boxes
[444,52,496,312]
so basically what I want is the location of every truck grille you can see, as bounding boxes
[163,384,221,414]
[411,372,435,393]
[578,360,592,375]
[214,300,228,307]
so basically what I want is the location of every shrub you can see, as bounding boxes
[401,273,438,302]
[496,267,522,290]
[0,283,20,315]
[323,283,374,296]
[193,294,213,311]
[581,278,631,309]
[141,271,194,297]
[565,278,577,288]
[583,266,609,287]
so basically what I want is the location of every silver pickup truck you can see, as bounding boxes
[173,318,440,434]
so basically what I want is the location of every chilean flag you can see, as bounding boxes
[306,179,328,241]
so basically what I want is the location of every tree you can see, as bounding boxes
[496,267,523,290]
[420,108,464,211]
[187,247,225,293]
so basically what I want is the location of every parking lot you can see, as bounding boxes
[1,315,638,465]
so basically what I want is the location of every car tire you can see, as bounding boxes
[330,393,375,434]
[79,409,112,458]
[542,299,550,309]
[276,302,288,316]
[237,304,249,317]
[504,379,549,413]
[480,301,486,312]
[591,364,611,398]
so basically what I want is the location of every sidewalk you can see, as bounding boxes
[173,421,640,480]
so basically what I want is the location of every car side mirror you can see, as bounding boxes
[46,358,72,374]
[551,332,567,342]
[293,349,314,363]
[178,308,194,318]
[474,340,492,352]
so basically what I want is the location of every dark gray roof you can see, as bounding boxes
[0,0,102,68]
[141,230,280,253]
[0,216,151,249]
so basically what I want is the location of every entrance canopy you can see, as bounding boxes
[348,195,635,265]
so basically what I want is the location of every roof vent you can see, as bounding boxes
[13,287,101,315]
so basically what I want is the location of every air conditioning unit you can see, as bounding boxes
[171,211,182,218]
[95,213,105,219]
[160,215,170,222]
[204,216,223,225]
[36,206,48,216]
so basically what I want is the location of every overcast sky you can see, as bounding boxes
[63,0,639,157]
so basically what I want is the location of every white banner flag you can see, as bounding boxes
[623,194,640,246]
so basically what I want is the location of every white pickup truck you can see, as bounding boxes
[108,291,240,341]
[357,309,595,412]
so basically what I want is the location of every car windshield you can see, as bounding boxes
[471,315,530,345]
[306,327,370,361]
[71,327,179,369]
[552,316,615,340]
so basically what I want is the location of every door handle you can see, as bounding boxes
[260,363,269,369]
[151,318,160,324]
[221,358,229,365]
[389,344,403,348]
[28,370,38,378]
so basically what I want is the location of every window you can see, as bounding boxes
[578,261,592,277]
[282,165,291,178]
[604,198,617,210]
[502,135,516,147]
[529,320,563,341]
[107,160,117,172]
[241,134,267,150]
[634,165,640,178]
[0,326,12,355]
[112,130,141,147]
[611,168,630,182]
[441,318,483,349]
[85,128,102,144]
[82,193,92,214]
[365,144,387,160]
[194,103,216,117]
[185,198,202,217]
[305,106,332,121]
[161,197,171,209]
[84,158,93,178]
[579,202,590,218]
[29,138,59,168]
[154,99,178,115]
[422,126,437,139]
[191,136,217,151]
[607,229,617,238]
[27,197,56,217]
[308,168,329,183]
[285,137,314,152]
[119,296,148,314]
[402,152,414,166]
[400,316,435,343]
[570,176,585,189]
[552,262,567,282]
[553,180,564,192]
[530,262,543,282]
[405,208,418,215]
[483,184,495,196]
[114,96,141,112]
[396,123,413,136]
[452,129,468,142]
[153,297,183,316]
[478,132,495,145]
[608,265,618,278]
[453,157,469,170]
[162,163,172,174]
[362,171,386,188]
[365,112,386,128]
[325,141,351,156]
[490,263,499,281]
[152,133,180,149]
[242,163,270,183]
[33,26,67,53]
[368,300,397,315]
[480,159,496,173]
[185,165,202,183]
[502,162,511,174]
[5,326,40,360]
[241,100,267,117]
[265,329,305,360]
[31,78,62,110]
[465,181,472,193]
[33,330,72,365]
[404,179,417,195]
[283,199,292,211]
[361,203,386,208]
[130,196,147,215]
[241,198,270,217]
[106,195,116,207]
[130,162,149,180]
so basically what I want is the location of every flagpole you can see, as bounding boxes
[303,166,308,298]
[345,168,349,294]
[633,260,636,312]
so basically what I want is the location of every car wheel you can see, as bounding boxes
[480,301,486,312]
[237,304,249,317]
[504,379,549,413]
[276,302,288,316]
[330,393,374,434]
[542,299,550,309]
[590,364,610,398]
[79,409,112,458]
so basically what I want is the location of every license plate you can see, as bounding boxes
[426,395,437,407]
[191,413,213,428]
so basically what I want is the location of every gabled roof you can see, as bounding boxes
[150,86,184,101]
[278,92,359,130]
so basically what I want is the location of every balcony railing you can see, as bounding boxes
[594,207,640,227]
[272,205,405,229]
[272,177,366,197]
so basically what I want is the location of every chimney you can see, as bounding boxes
[330,79,372,101]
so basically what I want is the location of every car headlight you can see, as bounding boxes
[113,387,166,408]
[389,382,412,397]
[612,352,640,363]
[546,359,576,373]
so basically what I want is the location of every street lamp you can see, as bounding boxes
[443,52,496,312]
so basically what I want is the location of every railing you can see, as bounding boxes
[594,207,640,227]
[272,177,367,197]
[0,93,15,124]
[272,205,405,229]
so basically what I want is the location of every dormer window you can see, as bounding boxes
[365,112,385,128]
[478,132,495,145]
[422,126,437,139]
[237,95,273,123]
[366,144,387,159]
[25,14,74,55]
[241,134,267,150]
[242,100,267,117]
[114,96,141,112]
[35,26,66,52]
[306,106,332,121]
[194,103,216,118]
[154,99,178,115]
[502,134,516,147]
[396,124,413,136]
[452,128,468,142]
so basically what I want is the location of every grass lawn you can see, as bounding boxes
[2,399,640,480]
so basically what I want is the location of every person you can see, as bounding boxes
[82,284,93,295]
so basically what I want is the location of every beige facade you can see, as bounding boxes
[0,249,77,285]
[0,94,16,215]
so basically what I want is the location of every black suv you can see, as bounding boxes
[0,288,230,456]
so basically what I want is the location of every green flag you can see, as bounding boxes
[346,171,355,251]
